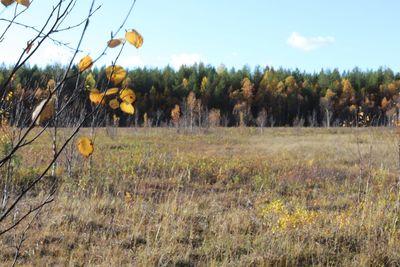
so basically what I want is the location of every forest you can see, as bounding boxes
[1,63,399,128]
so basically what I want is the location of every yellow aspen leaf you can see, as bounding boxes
[104,88,119,96]
[1,0,15,7]
[125,29,143,48]
[107,38,124,48]
[105,65,126,85]
[89,90,104,105]
[119,88,136,104]
[16,0,29,7]
[78,55,93,72]
[77,137,94,158]
[120,102,134,114]
[85,73,96,90]
[31,96,56,125]
[121,77,131,88]
[109,99,119,109]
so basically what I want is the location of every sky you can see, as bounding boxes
[0,0,399,73]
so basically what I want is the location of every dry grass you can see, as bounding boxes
[1,127,400,266]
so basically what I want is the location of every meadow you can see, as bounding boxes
[1,127,400,266]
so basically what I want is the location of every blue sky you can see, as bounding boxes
[0,0,399,72]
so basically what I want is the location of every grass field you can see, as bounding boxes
[1,127,400,266]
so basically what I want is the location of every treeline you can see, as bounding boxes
[1,63,400,127]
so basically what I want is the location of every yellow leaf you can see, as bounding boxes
[109,99,119,110]
[125,29,143,48]
[77,137,94,158]
[119,88,136,104]
[121,77,131,88]
[1,0,15,7]
[107,38,124,48]
[120,102,134,114]
[89,90,104,105]
[16,0,29,7]
[31,96,56,125]
[104,88,119,96]
[105,65,126,85]
[78,55,93,72]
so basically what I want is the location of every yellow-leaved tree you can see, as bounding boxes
[187,91,196,131]
[0,1,144,264]
[171,104,180,131]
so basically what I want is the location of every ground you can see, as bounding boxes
[1,127,400,266]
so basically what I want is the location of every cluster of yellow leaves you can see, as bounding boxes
[106,30,143,49]
[78,30,143,71]
[89,88,119,104]
[1,0,30,7]
[78,57,136,115]
[73,29,143,159]
[258,199,318,232]
[277,208,318,230]
[89,86,136,115]
[259,199,287,216]
[107,29,144,49]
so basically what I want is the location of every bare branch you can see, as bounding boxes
[0,197,54,236]
[0,0,34,43]
[11,191,54,266]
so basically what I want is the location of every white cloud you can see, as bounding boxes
[0,42,74,66]
[287,32,335,51]
[29,43,73,66]
[170,53,203,69]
